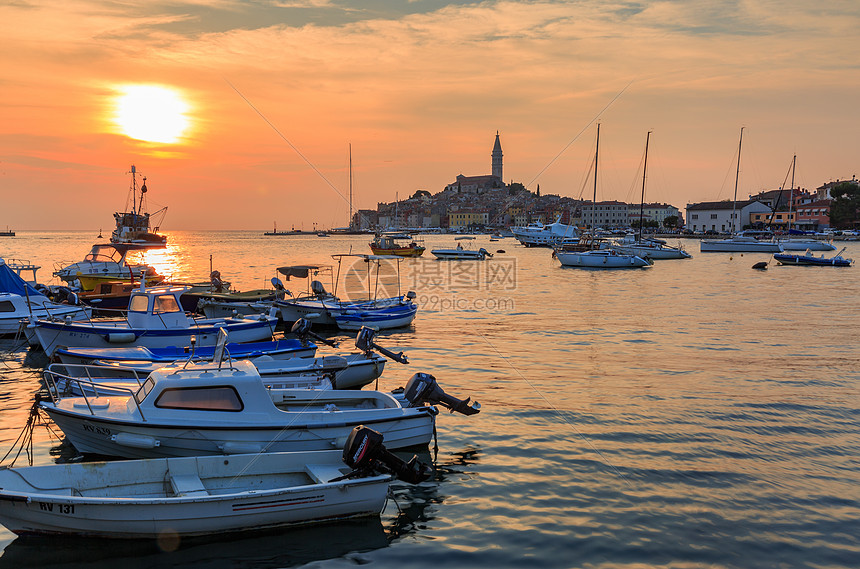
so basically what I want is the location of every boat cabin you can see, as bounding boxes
[127,286,194,328]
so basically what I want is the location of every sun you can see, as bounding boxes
[113,85,190,144]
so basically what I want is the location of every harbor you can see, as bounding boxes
[1,230,858,567]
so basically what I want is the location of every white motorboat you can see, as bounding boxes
[52,242,163,289]
[25,284,278,356]
[0,259,92,337]
[0,426,429,538]
[554,248,652,269]
[511,217,579,247]
[39,359,479,459]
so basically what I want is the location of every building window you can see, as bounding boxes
[710,214,717,219]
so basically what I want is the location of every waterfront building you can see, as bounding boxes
[685,200,773,233]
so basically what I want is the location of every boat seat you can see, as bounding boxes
[306,464,348,484]
[166,458,209,497]
[169,474,209,497]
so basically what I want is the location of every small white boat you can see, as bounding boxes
[554,248,652,269]
[0,426,428,538]
[25,284,278,356]
[39,360,478,459]
[431,238,493,260]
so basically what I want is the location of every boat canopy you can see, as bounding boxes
[0,258,47,300]
[276,265,327,279]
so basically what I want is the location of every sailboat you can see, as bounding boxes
[111,165,168,247]
[776,155,836,251]
[700,128,783,253]
[608,131,691,260]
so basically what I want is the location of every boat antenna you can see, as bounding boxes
[731,127,743,234]
[639,131,651,242]
[349,143,354,229]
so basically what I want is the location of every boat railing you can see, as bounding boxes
[42,364,148,420]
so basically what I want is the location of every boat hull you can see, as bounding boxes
[430,249,488,260]
[40,404,435,459]
[28,316,278,356]
[334,303,417,331]
[555,251,652,268]
[0,451,388,538]
[608,245,691,259]
[700,239,783,252]
[773,253,852,266]
[777,240,837,251]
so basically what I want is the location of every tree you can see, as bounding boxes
[663,215,679,229]
[411,189,431,200]
[829,182,860,228]
[508,182,527,195]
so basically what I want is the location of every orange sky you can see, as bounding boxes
[1,1,858,230]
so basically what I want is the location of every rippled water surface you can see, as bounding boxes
[1,231,859,568]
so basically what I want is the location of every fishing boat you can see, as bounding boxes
[0,227,13,237]
[701,128,783,253]
[275,257,418,331]
[52,243,164,290]
[110,165,168,246]
[773,248,853,266]
[38,360,479,459]
[25,284,278,356]
[369,233,425,257]
[0,426,428,539]
[431,237,493,260]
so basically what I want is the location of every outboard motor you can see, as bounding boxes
[290,317,339,348]
[355,326,408,364]
[403,372,481,416]
[310,280,327,299]
[270,277,289,299]
[343,426,431,484]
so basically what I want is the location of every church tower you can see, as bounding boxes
[492,131,503,181]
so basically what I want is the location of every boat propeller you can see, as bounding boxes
[355,326,408,364]
[290,318,339,348]
[342,426,431,484]
[403,372,481,416]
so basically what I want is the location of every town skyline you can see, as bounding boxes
[2,1,858,231]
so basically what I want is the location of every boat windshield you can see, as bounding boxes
[135,377,156,404]
[85,245,124,263]
[154,386,244,411]
[154,294,181,314]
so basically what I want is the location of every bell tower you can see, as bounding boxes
[492,131,503,181]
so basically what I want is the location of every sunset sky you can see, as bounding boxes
[1,0,858,230]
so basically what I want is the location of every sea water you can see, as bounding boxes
[0,231,858,568]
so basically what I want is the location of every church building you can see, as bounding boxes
[445,132,506,194]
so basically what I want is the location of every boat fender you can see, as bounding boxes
[219,442,264,454]
[106,332,137,344]
[111,432,160,449]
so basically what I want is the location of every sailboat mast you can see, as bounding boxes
[592,123,600,228]
[788,154,796,232]
[731,127,744,234]
[348,144,354,229]
[639,131,651,241]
